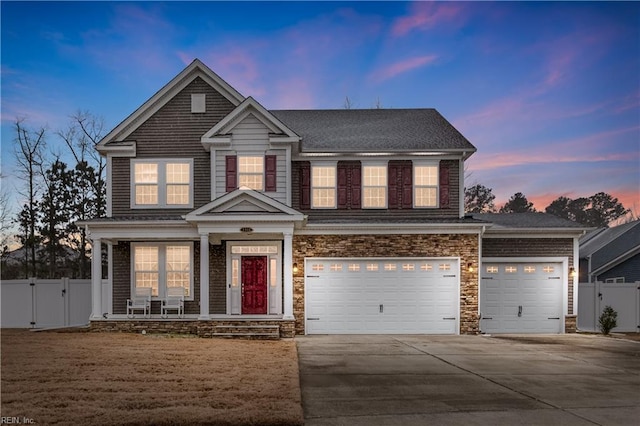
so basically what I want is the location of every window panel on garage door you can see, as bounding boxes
[480,263,563,334]
[305,258,458,334]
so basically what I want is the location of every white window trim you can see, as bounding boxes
[131,242,195,301]
[413,160,440,209]
[311,162,337,209]
[237,155,265,191]
[362,161,388,209]
[130,158,194,209]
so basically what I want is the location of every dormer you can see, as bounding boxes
[200,97,300,206]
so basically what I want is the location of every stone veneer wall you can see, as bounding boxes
[90,320,295,338]
[292,234,480,335]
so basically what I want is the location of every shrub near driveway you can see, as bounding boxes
[0,329,304,425]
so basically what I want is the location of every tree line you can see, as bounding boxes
[464,184,631,227]
[1,114,632,279]
[2,113,106,279]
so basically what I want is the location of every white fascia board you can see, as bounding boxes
[201,137,232,151]
[297,223,485,235]
[198,223,295,235]
[293,153,464,161]
[187,188,303,218]
[99,59,244,147]
[190,214,305,223]
[85,225,199,241]
[98,143,137,157]
[482,230,586,238]
[201,97,300,147]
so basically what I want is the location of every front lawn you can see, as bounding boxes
[0,329,303,425]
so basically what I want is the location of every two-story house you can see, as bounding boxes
[83,59,586,337]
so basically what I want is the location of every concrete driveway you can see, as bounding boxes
[296,334,640,425]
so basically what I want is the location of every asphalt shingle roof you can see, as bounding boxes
[580,220,640,271]
[271,109,476,153]
[471,213,586,229]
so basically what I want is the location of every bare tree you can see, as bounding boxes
[13,119,46,277]
[57,110,106,214]
[57,111,106,277]
[343,96,353,110]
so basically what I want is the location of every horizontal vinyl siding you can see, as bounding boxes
[596,253,640,283]
[111,77,235,216]
[213,114,287,204]
[291,159,461,219]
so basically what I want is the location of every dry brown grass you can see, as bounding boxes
[0,329,304,425]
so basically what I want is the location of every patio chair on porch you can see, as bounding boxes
[161,286,184,318]
[127,286,152,318]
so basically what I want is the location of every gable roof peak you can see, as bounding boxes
[97,59,245,150]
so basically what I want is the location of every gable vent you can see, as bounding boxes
[191,93,206,113]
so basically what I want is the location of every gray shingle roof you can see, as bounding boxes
[471,213,586,229]
[271,109,476,153]
[580,220,640,272]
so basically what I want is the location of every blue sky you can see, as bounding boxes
[2,1,639,214]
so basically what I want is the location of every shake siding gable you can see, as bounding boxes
[111,77,235,216]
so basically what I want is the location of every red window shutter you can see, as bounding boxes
[265,155,277,192]
[337,165,348,209]
[401,164,413,209]
[300,162,311,209]
[388,163,399,209]
[225,156,237,192]
[350,163,361,208]
[439,163,450,208]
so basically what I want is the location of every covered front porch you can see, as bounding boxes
[85,189,305,337]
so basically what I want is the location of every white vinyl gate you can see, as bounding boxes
[1,278,91,328]
[578,281,640,332]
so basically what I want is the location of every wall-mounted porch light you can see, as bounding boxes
[467,263,474,273]
[569,267,577,278]
[293,263,298,274]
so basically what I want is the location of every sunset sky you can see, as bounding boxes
[2,1,639,214]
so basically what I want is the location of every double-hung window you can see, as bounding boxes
[414,163,439,207]
[238,156,264,190]
[362,164,387,208]
[132,159,193,208]
[311,164,336,208]
[132,243,193,299]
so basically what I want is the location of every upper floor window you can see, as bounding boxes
[312,164,336,208]
[362,165,387,208]
[238,156,264,190]
[414,163,438,208]
[132,159,192,208]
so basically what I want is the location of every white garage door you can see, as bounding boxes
[480,262,564,334]
[305,258,459,334]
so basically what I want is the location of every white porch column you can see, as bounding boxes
[90,238,103,320]
[283,231,294,320]
[199,234,210,319]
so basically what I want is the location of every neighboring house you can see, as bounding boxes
[81,59,587,337]
[579,219,640,283]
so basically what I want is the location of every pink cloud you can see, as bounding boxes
[369,55,438,83]
[391,2,465,37]
[468,125,639,172]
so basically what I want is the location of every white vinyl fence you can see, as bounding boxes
[1,278,91,328]
[578,281,640,332]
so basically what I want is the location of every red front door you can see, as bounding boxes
[241,256,268,314]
